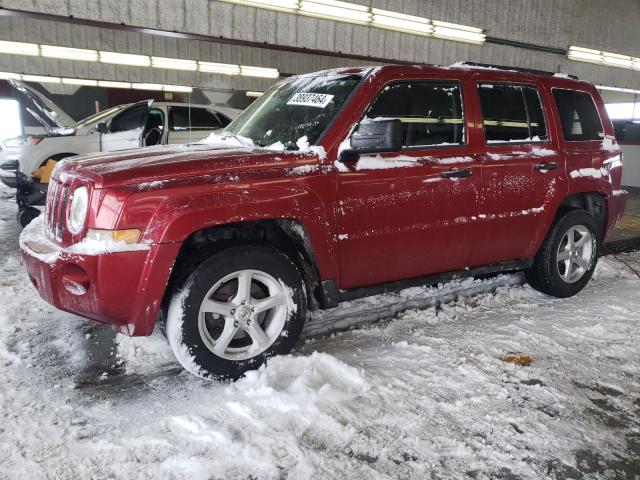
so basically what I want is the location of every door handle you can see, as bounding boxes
[533,162,558,171]
[441,168,472,179]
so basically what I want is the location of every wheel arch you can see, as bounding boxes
[557,191,607,240]
[163,218,328,316]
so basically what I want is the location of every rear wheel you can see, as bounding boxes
[525,209,599,298]
[166,246,307,379]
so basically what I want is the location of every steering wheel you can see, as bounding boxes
[144,127,162,146]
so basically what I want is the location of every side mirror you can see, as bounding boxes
[95,122,109,134]
[340,119,402,161]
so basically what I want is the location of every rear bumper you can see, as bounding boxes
[604,190,628,242]
[19,219,180,336]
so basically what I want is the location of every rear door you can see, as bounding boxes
[336,77,482,289]
[101,100,152,151]
[469,78,563,266]
[167,106,225,144]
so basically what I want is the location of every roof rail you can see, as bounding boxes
[456,62,579,80]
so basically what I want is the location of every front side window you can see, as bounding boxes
[478,83,548,143]
[224,74,362,149]
[169,107,222,131]
[553,89,604,141]
[110,105,148,133]
[365,81,465,147]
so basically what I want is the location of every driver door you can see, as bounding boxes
[336,78,481,289]
[101,100,152,152]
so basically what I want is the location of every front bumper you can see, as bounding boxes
[19,218,180,336]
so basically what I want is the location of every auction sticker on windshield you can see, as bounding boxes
[287,93,334,108]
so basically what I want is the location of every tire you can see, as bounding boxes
[525,209,599,298]
[166,245,307,379]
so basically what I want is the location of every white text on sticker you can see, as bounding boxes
[287,93,334,108]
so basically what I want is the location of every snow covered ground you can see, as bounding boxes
[0,186,639,479]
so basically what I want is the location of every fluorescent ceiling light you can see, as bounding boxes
[0,40,39,56]
[0,71,21,80]
[132,82,164,91]
[603,53,634,69]
[371,8,432,35]
[99,51,151,67]
[198,61,241,75]
[299,0,371,24]
[151,56,197,71]
[41,45,98,62]
[163,84,193,93]
[432,20,486,44]
[569,46,640,71]
[193,0,488,45]
[568,46,604,64]
[240,65,280,78]
[62,78,98,86]
[246,90,264,97]
[596,85,640,95]
[22,74,61,84]
[98,80,132,89]
[223,0,298,12]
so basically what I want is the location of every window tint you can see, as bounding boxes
[478,83,547,143]
[553,89,604,141]
[110,105,148,133]
[366,81,465,147]
[169,107,222,131]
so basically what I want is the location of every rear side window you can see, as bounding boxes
[552,89,604,141]
[478,83,548,143]
[366,81,465,147]
[169,107,222,131]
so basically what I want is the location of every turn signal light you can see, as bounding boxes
[86,228,142,244]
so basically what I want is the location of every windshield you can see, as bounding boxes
[76,105,125,128]
[225,74,362,149]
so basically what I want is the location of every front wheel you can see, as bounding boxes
[166,246,307,379]
[525,209,599,298]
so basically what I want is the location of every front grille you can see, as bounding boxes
[45,179,71,242]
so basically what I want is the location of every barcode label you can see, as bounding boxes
[287,92,334,108]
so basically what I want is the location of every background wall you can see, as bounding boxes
[1,0,639,90]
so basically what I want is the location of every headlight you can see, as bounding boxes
[67,186,89,234]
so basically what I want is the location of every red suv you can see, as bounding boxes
[20,64,627,379]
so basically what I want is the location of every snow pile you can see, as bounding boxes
[3,186,640,479]
[18,215,60,264]
[569,167,609,179]
[602,137,620,152]
[68,238,150,255]
[356,154,418,170]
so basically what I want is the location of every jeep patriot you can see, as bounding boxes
[19,64,627,378]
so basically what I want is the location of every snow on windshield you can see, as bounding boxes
[222,74,362,150]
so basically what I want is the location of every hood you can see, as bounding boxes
[56,144,321,188]
[8,80,77,131]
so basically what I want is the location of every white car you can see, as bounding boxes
[0,135,30,188]
[5,80,240,224]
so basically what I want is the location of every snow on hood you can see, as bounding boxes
[56,140,325,188]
